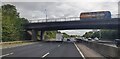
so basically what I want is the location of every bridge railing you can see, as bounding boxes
[29,14,120,23]
[29,17,80,23]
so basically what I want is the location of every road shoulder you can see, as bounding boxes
[76,43,103,58]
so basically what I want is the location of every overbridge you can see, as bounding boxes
[24,18,120,41]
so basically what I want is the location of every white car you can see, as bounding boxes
[94,37,99,41]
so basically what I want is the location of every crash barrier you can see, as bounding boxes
[79,40,120,57]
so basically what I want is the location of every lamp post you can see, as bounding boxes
[45,9,47,22]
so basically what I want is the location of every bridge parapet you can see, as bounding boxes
[29,14,120,23]
[29,17,80,23]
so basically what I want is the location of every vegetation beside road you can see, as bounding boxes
[0,8,2,42]
[44,31,57,40]
[62,33,70,38]
[82,29,119,41]
[2,4,29,42]
[43,31,71,40]
[0,41,35,49]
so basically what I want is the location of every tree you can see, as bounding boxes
[0,8,2,41]
[91,31,100,39]
[62,33,70,38]
[2,4,28,42]
[100,30,119,40]
[44,31,57,40]
[82,31,93,38]
[82,29,119,41]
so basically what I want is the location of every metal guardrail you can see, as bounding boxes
[29,17,80,23]
[29,14,120,23]
[79,40,120,57]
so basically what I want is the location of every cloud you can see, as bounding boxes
[1,0,119,2]
[60,30,93,36]
[2,2,118,20]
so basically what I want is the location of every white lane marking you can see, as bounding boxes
[39,45,42,46]
[74,42,85,59]
[10,53,13,55]
[0,52,14,57]
[58,45,61,47]
[42,52,50,58]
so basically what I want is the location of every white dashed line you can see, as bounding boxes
[58,45,61,47]
[42,52,50,58]
[0,52,14,57]
[39,45,42,46]
[74,42,85,59]
[9,52,14,55]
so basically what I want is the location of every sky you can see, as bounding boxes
[1,0,120,36]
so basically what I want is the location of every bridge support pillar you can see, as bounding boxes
[32,30,37,41]
[40,31,44,41]
[118,29,120,39]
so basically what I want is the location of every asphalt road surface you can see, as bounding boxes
[1,42,83,59]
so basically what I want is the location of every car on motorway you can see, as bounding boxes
[94,37,99,41]
[90,37,99,42]
[88,38,92,41]
[67,39,70,41]
[75,38,82,42]
[114,39,120,47]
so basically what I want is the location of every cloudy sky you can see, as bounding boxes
[1,0,120,36]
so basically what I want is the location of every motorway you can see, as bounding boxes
[1,42,84,59]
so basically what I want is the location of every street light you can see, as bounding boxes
[45,9,47,22]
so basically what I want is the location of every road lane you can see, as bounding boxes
[2,42,41,55]
[2,42,83,58]
[46,42,83,57]
[2,42,62,57]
